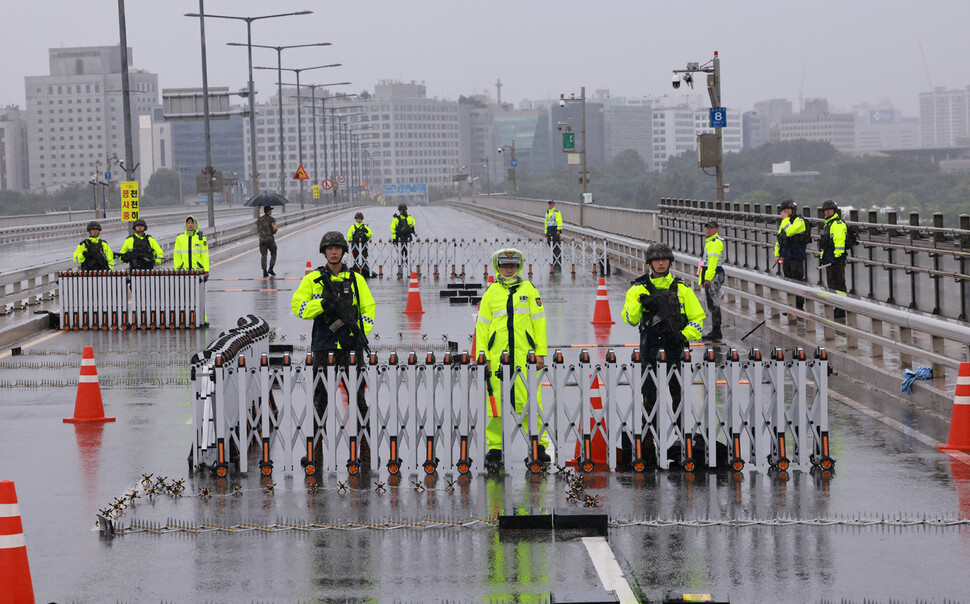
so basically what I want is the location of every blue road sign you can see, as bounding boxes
[510,159,518,168]
[709,107,727,128]
[384,184,396,195]
[397,184,413,194]
[413,183,427,193]
[105,172,111,180]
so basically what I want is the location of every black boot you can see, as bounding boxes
[536,444,551,463]
[702,330,722,341]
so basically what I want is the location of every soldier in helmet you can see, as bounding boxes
[774,199,809,310]
[346,211,374,277]
[622,241,705,467]
[291,231,376,470]
[118,219,163,270]
[390,203,417,266]
[475,247,551,468]
[73,221,115,271]
[819,199,848,318]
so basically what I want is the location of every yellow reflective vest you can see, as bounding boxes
[291,265,376,351]
[173,221,209,271]
[622,273,704,342]
[475,278,547,368]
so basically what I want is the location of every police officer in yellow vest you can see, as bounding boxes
[475,248,551,468]
[347,212,374,277]
[173,215,209,276]
[118,218,163,270]
[545,200,563,271]
[292,231,376,471]
[73,221,115,271]
[622,242,704,466]
[819,199,848,318]
[774,200,808,310]
[700,220,724,340]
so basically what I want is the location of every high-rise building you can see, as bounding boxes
[919,86,970,148]
[852,105,920,152]
[0,106,29,191]
[650,104,742,172]
[780,99,855,153]
[25,46,158,191]
[457,95,503,191]
[603,103,653,167]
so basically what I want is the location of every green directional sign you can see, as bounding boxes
[562,132,575,151]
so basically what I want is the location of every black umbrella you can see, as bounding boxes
[243,191,289,207]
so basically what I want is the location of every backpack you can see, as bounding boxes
[845,223,860,252]
[351,225,369,245]
[790,217,812,246]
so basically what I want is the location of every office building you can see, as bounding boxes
[0,106,29,191]
[919,86,970,148]
[779,99,855,153]
[25,46,158,190]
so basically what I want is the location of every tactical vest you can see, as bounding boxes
[640,277,686,337]
[130,236,154,270]
[351,225,369,245]
[80,239,109,271]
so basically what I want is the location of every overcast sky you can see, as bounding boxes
[2,1,968,116]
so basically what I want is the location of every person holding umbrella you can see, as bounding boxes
[256,205,279,277]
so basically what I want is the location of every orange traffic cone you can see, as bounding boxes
[567,376,608,467]
[305,261,313,275]
[0,481,35,603]
[403,271,424,314]
[940,362,970,452]
[590,277,614,325]
[64,346,115,423]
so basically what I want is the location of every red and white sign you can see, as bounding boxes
[321,179,334,191]
[336,174,346,184]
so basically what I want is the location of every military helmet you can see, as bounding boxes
[319,230,348,253]
[355,211,364,220]
[821,199,838,211]
[644,242,675,263]
[133,218,147,229]
[398,203,407,213]
[86,221,102,232]
[778,199,798,213]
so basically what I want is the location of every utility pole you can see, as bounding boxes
[117,0,136,184]
[673,51,724,201]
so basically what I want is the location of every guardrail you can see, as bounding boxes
[658,198,970,322]
[0,202,359,316]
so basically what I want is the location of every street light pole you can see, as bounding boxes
[193,0,216,230]
[559,86,587,227]
[191,10,313,204]
[482,156,490,196]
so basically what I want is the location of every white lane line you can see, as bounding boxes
[582,536,638,604]
[0,329,63,358]
[829,390,970,467]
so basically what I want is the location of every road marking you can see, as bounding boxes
[0,329,64,358]
[582,536,638,603]
[830,390,970,467]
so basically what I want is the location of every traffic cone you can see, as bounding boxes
[402,271,424,314]
[0,481,35,603]
[940,362,970,452]
[305,261,313,275]
[590,277,614,325]
[567,376,608,466]
[64,346,115,423]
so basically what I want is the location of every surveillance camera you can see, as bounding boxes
[672,74,681,89]
[497,147,503,154]
[559,98,566,108]
[557,124,563,132]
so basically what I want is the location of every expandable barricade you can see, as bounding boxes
[348,238,609,279]
[190,330,834,478]
[58,269,207,330]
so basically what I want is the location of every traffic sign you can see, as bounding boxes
[293,165,309,180]
[413,183,427,193]
[336,174,346,184]
[510,159,518,168]
[384,184,396,195]
[562,132,575,151]
[321,179,334,191]
[105,171,111,181]
[312,184,320,199]
[397,184,413,194]
[709,107,727,128]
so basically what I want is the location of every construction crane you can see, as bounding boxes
[919,43,934,90]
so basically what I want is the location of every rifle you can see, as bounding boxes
[314,269,371,354]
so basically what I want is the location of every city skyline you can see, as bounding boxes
[2,1,969,117]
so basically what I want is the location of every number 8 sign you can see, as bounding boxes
[709,107,727,128]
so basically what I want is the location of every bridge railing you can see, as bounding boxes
[191,333,832,479]
[658,198,970,322]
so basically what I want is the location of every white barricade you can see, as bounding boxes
[348,238,610,280]
[58,270,206,330]
[190,338,834,479]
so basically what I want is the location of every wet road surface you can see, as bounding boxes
[1,204,970,602]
